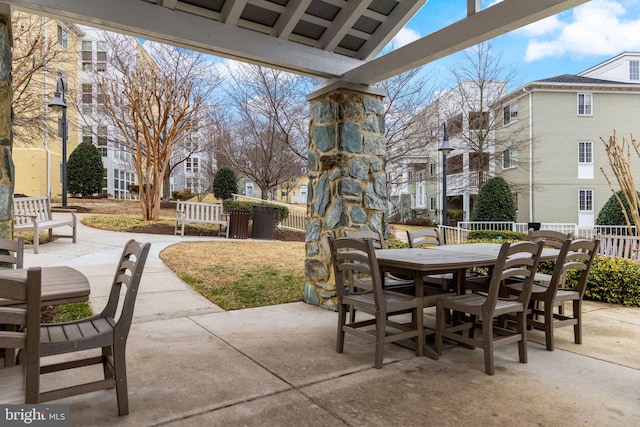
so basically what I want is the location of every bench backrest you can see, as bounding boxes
[14,196,52,226]
[177,201,224,222]
[599,234,640,262]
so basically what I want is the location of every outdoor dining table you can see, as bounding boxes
[375,243,560,359]
[0,266,90,308]
[0,266,90,367]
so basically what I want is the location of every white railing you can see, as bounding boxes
[233,194,306,232]
[458,221,516,231]
[438,225,470,245]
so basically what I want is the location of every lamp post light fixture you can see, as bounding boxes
[438,122,453,238]
[48,77,68,207]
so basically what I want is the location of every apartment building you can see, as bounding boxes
[392,53,640,227]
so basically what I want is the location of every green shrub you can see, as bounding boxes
[67,142,104,197]
[535,256,640,307]
[387,239,409,249]
[467,230,526,242]
[406,217,434,226]
[172,189,193,201]
[471,177,516,221]
[222,199,289,224]
[213,167,238,200]
[596,190,640,226]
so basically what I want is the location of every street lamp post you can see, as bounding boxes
[48,77,68,207]
[438,122,453,241]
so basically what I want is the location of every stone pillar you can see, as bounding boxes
[304,82,388,310]
[0,7,13,239]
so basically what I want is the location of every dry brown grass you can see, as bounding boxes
[160,241,306,310]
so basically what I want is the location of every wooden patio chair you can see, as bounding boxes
[0,268,41,404]
[507,239,599,351]
[329,236,424,369]
[0,237,24,269]
[406,229,460,290]
[526,228,572,285]
[344,230,413,295]
[435,241,544,375]
[39,239,150,416]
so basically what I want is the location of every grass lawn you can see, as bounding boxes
[160,241,306,310]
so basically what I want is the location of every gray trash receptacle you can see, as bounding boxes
[252,206,276,240]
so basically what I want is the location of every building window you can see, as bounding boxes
[503,102,518,125]
[82,126,93,144]
[429,197,436,211]
[246,182,253,197]
[185,157,199,173]
[578,141,593,164]
[82,83,92,115]
[82,41,92,71]
[579,189,593,212]
[186,177,199,192]
[502,148,517,169]
[96,41,107,72]
[447,113,463,136]
[429,163,436,177]
[468,111,489,130]
[57,25,68,49]
[578,93,592,116]
[97,126,108,157]
[630,60,639,81]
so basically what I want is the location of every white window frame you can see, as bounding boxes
[578,189,594,212]
[502,148,517,169]
[96,41,107,72]
[57,25,68,49]
[630,60,639,81]
[577,93,593,116]
[578,141,593,164]
[185,157,199,174]
[503,102,518,126]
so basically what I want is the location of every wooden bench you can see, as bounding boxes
[13,196,77,254]
[598,234,640,263]
[175,200,229,238]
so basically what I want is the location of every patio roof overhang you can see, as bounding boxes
[4,0,590,85]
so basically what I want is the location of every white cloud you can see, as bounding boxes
[389,27,422,49]
[524,0,640,62]
[518,16,563,37]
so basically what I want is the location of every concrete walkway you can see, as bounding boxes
[21,218,640,426]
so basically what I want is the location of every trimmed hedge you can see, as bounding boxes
[222,199,289,224]
[467,230,526,242]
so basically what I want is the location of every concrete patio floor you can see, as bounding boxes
[19,217,640,426]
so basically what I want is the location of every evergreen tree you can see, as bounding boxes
[471,176,516,221]
[597,190,640,225]
[67,142,104,197]
[212,167,238,200]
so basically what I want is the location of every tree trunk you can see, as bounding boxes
[0,9,14,239]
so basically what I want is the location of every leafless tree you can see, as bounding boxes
[223,64,308,198]
[600,131,640,230]
[11,12,63,146]
[443,42,527,188]
[99,34,220,219]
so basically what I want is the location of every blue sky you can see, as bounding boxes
[391,0,640,89]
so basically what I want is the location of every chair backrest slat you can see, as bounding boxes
[484,241,544,313]
[407,229,441,248]
[329,237,386,308]
[344,230,386,249]
[102,240,150,337]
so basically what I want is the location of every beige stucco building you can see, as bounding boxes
[12,14,81,198]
